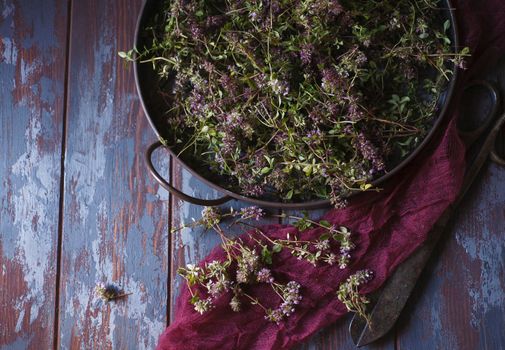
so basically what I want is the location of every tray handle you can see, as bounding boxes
[146,141,233,206]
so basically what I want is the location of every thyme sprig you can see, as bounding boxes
[175,206,373,324]
[337,269,374,324]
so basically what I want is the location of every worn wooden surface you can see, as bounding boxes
[0,0,68,348]
[1,1,504,349]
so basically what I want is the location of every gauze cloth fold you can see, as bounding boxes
[158,1,505,349]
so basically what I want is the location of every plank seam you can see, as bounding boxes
[167,154,173,326]
[53,0,73,348]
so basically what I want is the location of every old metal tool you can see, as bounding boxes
[349,80,505,347]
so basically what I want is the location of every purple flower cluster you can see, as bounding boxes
[193,297,213,314]
[236,248,260,284]
[314,239,330,251]
[201,60,214,73]
[265,281,302,323]
[309,0,343,17]
[201,207,221,228]
[188,90,205,115]
[355,50,368,66]
[230,295,241,312]
[328,178,349,208]
[206,15,226,29]
[308,109,323,124]
[321,68,341,93]
[279,281,302,317]
[269,78,290,96]
[222,111,238,125]
[188,20,202,40]
[355,132,385,173]
[256,268,274,283]
[347,102,365,121]
[306,129,323,145]
[206,277,230,298]
[324,253,338,265]
[220,74,236,92]
[221,133,237,155]
[300,43,314,65]
[327,103,340,116]
[265,309,283,324]
[239,206,264,221]
[249,11,259,22]
[242,183,264,197]
[328,1,344,16]
[269,168,288,192]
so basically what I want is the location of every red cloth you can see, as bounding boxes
[158,2,505,349]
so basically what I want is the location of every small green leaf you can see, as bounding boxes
[261,167,271,175]
[319,220,331,228]
[272,244,282,253]
[261,246,273,264]
[303,164,313,176]
[443,19,451,32]
[319,233,330,241]
[190,293,200,304]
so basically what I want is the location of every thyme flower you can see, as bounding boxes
[256,268,274,283]
[239,206,265,221]
[194,297,214,314]
[201,207,221,228]
[230,296,241,312]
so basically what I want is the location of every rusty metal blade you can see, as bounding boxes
[350,111,505,347]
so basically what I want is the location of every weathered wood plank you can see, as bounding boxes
[0,0,68,348]
[396,61,505,350]
[56,1,170,349]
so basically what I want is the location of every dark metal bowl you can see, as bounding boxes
[134,0,459,209]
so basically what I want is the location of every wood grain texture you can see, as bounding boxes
[56,1,170,349]
[0,0,68,348]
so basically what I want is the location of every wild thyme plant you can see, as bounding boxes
[337,269,374,324]
[175,206,373,323]
[123,0,469,205]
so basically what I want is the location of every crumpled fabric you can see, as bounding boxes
[157,1,505,349]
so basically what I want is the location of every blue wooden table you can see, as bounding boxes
[1,1,504,349]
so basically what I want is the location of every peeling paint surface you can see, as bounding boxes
[0,0,67,348]
[56,1,170,350]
